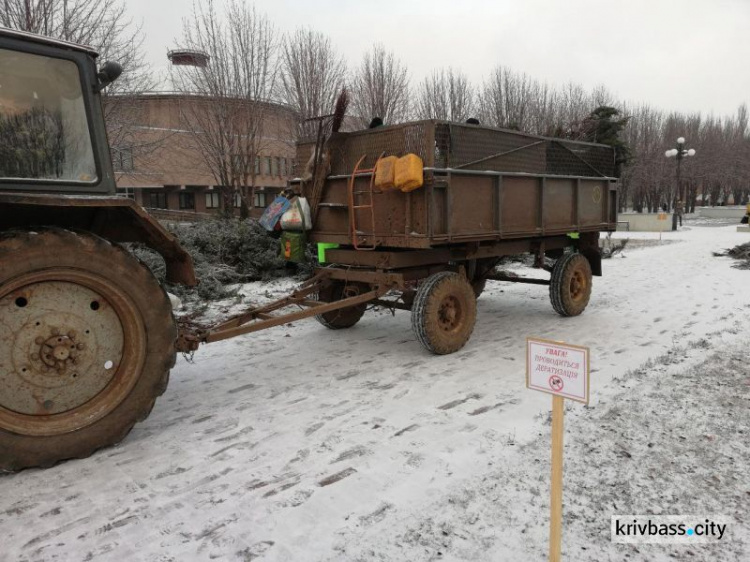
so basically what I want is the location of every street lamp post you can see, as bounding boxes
[665,137,696,231]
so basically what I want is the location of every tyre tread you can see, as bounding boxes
[549,253,592,317]
[411,272,476,354]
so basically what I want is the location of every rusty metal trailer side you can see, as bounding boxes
[297,120,617,253]
[308,169,616,250]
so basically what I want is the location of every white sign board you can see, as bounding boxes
[526,337,590,404]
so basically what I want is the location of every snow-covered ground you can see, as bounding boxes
[2,222,749,562]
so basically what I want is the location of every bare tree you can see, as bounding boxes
[415,68,475,122]
[173,0,282,218]
[479,66,534,131]
[350,44,410,127]
[279,28,346,137]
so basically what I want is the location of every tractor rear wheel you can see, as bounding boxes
[411,272,477,354]
[315,281,368,329]
[549,253,592,317]
[0,229,176,471]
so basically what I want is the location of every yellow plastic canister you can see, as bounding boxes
[395,154,424,193]
[374,156,398,190]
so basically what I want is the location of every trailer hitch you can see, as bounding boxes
[175,328,203,353]
[173,271,391,353]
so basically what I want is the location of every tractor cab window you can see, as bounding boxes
[0,47,97,183]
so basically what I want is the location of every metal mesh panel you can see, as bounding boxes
[546,140,616,177]
[442,124,547,174]
[295,121,615,178]
[326,122,433,175]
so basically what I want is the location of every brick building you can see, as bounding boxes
[112,92,297,218]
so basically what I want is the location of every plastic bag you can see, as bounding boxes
[280,231,307,262]
[280,196,313,231]
[259,196,292,231]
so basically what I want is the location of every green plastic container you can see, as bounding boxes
[317,242,339,263]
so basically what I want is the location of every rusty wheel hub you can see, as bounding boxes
[36,329,86,372]
[0,270,145,436]
[569,270,588,301]
[438,296,462,331]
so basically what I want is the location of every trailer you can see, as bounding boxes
[182,120,618,355]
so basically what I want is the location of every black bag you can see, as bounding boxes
[741,215,749,224]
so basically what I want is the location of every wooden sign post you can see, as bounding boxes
[658,211,668,241]
[526,337,590,562]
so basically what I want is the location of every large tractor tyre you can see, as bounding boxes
[315,281,369,330]
[0,229,176,471]
[549,253,593,317]
[411,272,477,355]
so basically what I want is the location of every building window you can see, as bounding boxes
[205,191,220,209]
[263,157,272,176]
[117,187,135,200]
[271,157,279,177]
[179,192,195,210]
[253,191,267,208]
[111,147,134,172]
[254,157,260,176]
[234,192,242,208]
[148,191,167,209]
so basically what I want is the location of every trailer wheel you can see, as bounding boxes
[315,281,368,329]
[549,253,592,317]
[411,272,477,354]
[0,229,176,471]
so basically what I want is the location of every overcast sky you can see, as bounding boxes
[128,0,749,117]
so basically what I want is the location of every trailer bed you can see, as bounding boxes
[296,120,618,250]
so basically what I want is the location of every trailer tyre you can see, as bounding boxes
[315,281,368,329]
[412,272,477,354]
[0,229,176,471]
[549,253,592,317]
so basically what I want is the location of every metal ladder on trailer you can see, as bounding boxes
[347,154,384,251]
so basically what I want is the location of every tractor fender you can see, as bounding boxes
[0,192,196,286]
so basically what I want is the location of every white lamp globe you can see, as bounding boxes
[677,137,686,145]
[687,148,696,156]
[665,150,673,157]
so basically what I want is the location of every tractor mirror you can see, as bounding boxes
[96,61,123,91]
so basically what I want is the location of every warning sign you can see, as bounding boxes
[527,338,590,404]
